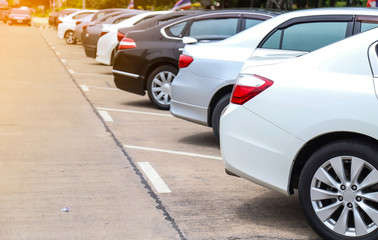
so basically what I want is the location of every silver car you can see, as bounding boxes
[170,7,378,139]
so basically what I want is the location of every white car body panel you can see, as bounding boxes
[58,10,97,39]
[171,7,378,129]
[220,27,378,195]
[96,11,170,65]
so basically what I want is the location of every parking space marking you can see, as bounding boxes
[61,59,66,63]
[56,51,60,56]
[138,162,171,193]
[98,110,113,122]
[125,145,222,160]
[82,85,119,91]
[68,69,75,74]
[97,107,173,117]
[80,84,89,92]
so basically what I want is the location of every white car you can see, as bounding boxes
[96,11,170,66]
[170,8,378,139]
[57,9,98,44]
[220,27,378,240]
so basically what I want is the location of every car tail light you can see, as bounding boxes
[82,25,87,30]
[179,54,194,68]
[100,31,108,37]
[117,32,125,42]
[231,74,273,105]
[76,21,82,25]
[118,37,136,50]
[58,20,63,24]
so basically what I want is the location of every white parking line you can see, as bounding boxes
[68,69,75,74]
[82,85,119,91]
[56,51,60,56]
[98,110,113,122]
[80,84,89,92]
[61,59,66,63]
[125,145,222,160]
[97,107,173,117]
[138,162,171,193]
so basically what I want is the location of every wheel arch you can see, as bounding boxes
[289,131,378,194]
[143,60,178,91]
[207,85,234,127]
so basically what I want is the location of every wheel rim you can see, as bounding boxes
[311,156,378,237]
[151,71,175,107]
[66,32,75,44]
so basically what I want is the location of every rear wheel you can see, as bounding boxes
[64,30,77,45]
[211,93,231,140]
[146,65,177,110]
[299,139,378,240]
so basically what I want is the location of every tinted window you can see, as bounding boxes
[189,18,238,37]
[166,21,187,37]
[73,12,93,19]
[361,22,378,32]
[262,22,348,52]
[262,29,282,49]
[245,18,263,29]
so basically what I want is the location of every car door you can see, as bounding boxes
[247,15,354,66]
[368,41,378,100]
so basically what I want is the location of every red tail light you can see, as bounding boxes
[117,32,125,42]
[76,21,82,25]
[231,74,273,105]
[100,31,108,37]
[118,37,136,50]
[179,54,194,68]
[58,20,63,25]
[82,25,87,30]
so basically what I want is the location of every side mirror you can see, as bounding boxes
[182,37,198,44]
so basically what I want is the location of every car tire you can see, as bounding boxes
[298,139,378,240]
[211,93,231,140]
[64,30,77,45]
[146,65,177,110]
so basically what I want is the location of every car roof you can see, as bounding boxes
[127,9,279,35]
[117,10,202,34]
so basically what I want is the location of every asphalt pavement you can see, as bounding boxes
[0,22,181,240]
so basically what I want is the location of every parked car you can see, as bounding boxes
[112,9,277,110]
[170,7,378,139]
[73,14,93,42]
[74,8,129,43]
[81,10,145,58]
[49,8,79,28]
[7,7,32,26]
[57,9,98,44]
[220,27,378,240]
[95,11,172,66]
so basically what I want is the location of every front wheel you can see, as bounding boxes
[64,30,77,45]
[146,65,177,110]
[299,139,378,240]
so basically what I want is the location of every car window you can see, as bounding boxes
[113,17,131,24]
[188,18,238,37]
[165,21,188,37]
[245,18,264,29]
[262,22,348,52]
[361,22,378,32]
[73,12,93,19]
